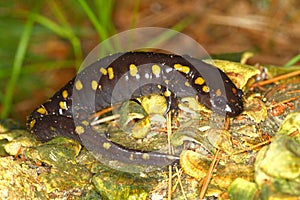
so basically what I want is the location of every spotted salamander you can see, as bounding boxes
[27,52,243,167]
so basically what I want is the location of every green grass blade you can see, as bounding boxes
[30,12,71,38]
[143,17,193,48]
[78,0,115,54]
[49,1,83,69]
[284,53,300,67]
[1,3,41,118]
[24,10,82,69]
[94,0,116,34]
[130,0,140,29]
[78,0,109,40]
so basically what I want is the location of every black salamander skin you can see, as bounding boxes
[27,52,243,167]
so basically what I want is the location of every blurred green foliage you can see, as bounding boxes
[0,0,116,119]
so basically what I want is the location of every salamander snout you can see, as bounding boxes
[210,93,243,117]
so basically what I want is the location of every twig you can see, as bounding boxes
[173,167,188,200]
[232,139,271,155]
[287,89,300,94]
[90,114,120,126]
[289,130,299,137]
[199,149,220,199]
[267,95,300,109]
[89,106,114,119]
[251,70,300,88]
[167,112,173,200]
[223,116,230,130]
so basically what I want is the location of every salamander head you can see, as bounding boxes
[209,88,244,117]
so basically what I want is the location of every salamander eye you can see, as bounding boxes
[237,89,244,98]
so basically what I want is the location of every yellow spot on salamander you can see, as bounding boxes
[185,81,190,87]
[29,119,36,129]
[164,90,171,97]
[202,85,210,93]
[75,126,85,134]
[62,90,68,99]
[152,64,161,76]
[81,120,89,126]
[174,64,190,74]
[142,153,150,160]
[75,80,83,90]
[216,89,222,96]
[232,87,237,95]
[157,85,162,89]
[37,107,46,115]
[100,67,107,75]
[107,67,114,80]
[103,142,111,150]
[129,64,138,76]
[91,80,98,91]
[59,101,67,110]
[194,77,205,85]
